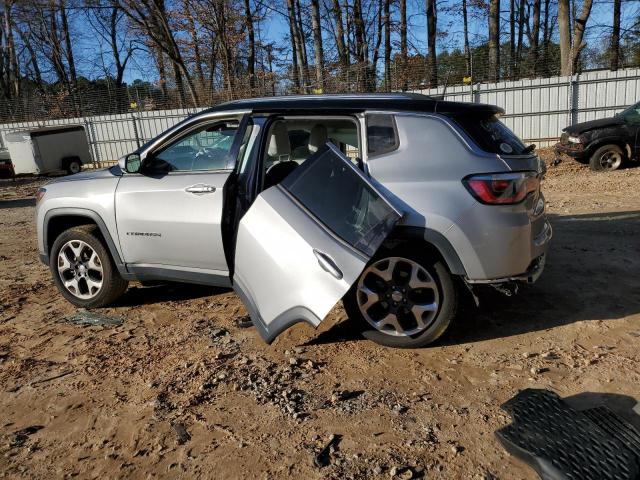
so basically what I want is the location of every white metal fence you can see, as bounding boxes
[416,67,640,147]
[1,67,640,163]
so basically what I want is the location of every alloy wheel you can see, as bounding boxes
[57,240,103,299]
[599,150,622,170]
[356,257,440,337]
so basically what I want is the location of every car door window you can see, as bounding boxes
[280,144,400,256]
[149,121,239,172]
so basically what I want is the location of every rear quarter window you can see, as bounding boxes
[366,114,399,156]
[447,114,526,155]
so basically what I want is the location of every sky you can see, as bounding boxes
[65,0,639,85]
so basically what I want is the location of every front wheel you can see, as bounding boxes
[50,225,128,308]
[589,144,624,171]
[344,250,458,348]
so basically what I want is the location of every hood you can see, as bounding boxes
[46,166,121,185]
[564,117,624,135]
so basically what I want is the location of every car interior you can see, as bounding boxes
[262,118,360,189]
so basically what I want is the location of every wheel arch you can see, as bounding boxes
[586,138,631,160]
[43,208,126,274]
[382,226,467,276]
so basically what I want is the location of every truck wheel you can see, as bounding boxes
[343,248,458,348]
[50,225,128,308]
[63,156,82,175]
[589,144,624,171]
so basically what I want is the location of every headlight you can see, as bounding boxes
[567,136,582,144]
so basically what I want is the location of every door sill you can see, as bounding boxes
[126,264,231,287]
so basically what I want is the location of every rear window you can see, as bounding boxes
[448,114,526,155]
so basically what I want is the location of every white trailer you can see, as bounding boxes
[5,125,92,175]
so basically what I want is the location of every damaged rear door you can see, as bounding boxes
[233,143,402,343]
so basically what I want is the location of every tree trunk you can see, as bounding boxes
[515,0,525,77]
[529,0,541,75]
[184,0,206,90]
[488,0,500,82]
[571,0,593,74]
[426,0,437,87]
[286,0,303,92]
[173,62,186,108]
[331,0,348,78]
[610,0,621,70]
[156,46,168,98]
[310,0,324,91]
[509,0,515,78]
[2,1,19,97]
[353,0,368,91]
[295,0,310,89]
[559,0,593,75]
[400,0,408,90]
[243,0,256,91]
[383,0,391,91]
[542,0,550,76]
[59,0,77,90]
[462,0,471,77]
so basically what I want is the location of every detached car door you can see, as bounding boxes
[233,143,402,343]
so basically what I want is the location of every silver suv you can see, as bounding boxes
[36,94,551,348]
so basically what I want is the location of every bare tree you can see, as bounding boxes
[85,1,137,87]
[120,0,199,105]
[527,0,541,75]
[610,0,621,70]
[426,0,437,87]
[243,0,256,90]
[0,0,20,98]
[310,0,324,90]
[331,0,348,76]
[462,0,471,77]
[488,0,500,81]
[383,0,391,91]
[399,0,408,89]
[558,0,593,76]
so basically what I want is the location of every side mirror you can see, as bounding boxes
[123,153,142,173]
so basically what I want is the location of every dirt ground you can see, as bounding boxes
[1,152,639,479]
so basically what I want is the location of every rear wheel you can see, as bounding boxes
[344,249,457,348]
[50,226,128,308]
[589,144,624,171]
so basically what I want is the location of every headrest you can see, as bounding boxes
[308,124,328,153]
[268,122,290,157]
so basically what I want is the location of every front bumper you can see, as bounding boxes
[554,142,586,159]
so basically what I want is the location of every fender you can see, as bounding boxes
[42,208,129,277]
[385,225,467,276]
[585,136,631,158]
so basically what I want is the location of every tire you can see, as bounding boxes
[343,248,458,348]
[589,144,624,171]
[63,156,82,175]
[49,225,128,308]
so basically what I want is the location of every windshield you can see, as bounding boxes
[446,113,527,155]
[617,102,640,122]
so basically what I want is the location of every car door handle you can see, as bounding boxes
[313,249,343,280]
[185,184,216,194]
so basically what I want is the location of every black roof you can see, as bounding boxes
[205,93,504,116]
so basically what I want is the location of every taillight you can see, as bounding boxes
[463,172,539,205]
[35,187,46,205]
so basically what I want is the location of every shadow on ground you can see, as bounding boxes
[314,210,640,347]
[0,198,36,209]
[113,282,231,307]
